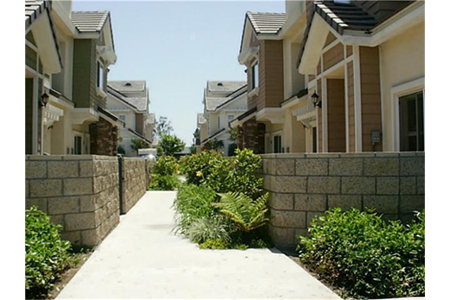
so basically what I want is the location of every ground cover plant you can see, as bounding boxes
[297,208,425,299]
[26,206,75,299]
[175,149,271,249]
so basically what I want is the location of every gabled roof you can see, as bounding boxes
[128,128,152,145]
[108,80,146,93]
[26,0,49,29]
[25,0,62,71]
[297,0,415,70]
[107,81,149,112]
[204,81,247,112]
[107,86,140,112]
[71,10,110,33]
[246,12,286,34]
[206,81,247,93]
[201,128,226,145]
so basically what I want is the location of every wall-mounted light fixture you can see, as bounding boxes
[40,93,49,107]
[311,91,321,108]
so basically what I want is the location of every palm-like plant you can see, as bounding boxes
[212,192,269,233]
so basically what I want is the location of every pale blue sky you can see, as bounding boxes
[73,1,285,144]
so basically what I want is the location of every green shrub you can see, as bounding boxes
[178,150,229,188]
[227,149,263,199]
[178,149,263,198]
[26,206,73,299]
[173,184,217,234]
[298,209,425,299]
[117,145,126,155]
[227,143,238,156]
[154,155,177,176]
[148,174,180,191]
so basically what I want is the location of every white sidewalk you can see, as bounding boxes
[57,191,340,299]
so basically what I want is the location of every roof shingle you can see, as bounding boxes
[71,10,109,32]
[247,12,286,34]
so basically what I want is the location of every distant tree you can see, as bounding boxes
[154,116,173,140]
[158,134,186,156]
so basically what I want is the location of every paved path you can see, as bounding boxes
[58,191,340,299]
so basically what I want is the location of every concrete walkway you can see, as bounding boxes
[57,191,340,299]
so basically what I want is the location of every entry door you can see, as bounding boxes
[274,135,282,153]
[74,136,82,155]
[312,127,317,153]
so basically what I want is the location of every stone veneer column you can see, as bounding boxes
[242,117,265,154]
[89,117,118,156]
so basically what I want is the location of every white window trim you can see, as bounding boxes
[96,61,107,98]
[251,61,259,91]
[391,76,425,151]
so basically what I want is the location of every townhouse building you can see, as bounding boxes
[232,0,424,155]
[107,81,155,156]
[200,81,248,156]
[25,0,123,156]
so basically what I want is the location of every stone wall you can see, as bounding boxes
[121,158,147,214]
[26,155,120,247]
[262,152,425,249]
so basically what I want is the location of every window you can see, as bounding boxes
[251,63,259,90]
[399,91,424,151]
[218,116,221,129]
[96,62,105,90]
[119,115,126,124]
[228,115,235,122]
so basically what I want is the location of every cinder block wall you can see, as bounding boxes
[262,152,425,249]
[26,155,120,247]
[121,158,147,214]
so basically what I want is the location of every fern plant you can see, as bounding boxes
[213,192,269,233]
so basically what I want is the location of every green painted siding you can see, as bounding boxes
[72,39,92,108]
[72,39,107,111]
[26,46,37,70]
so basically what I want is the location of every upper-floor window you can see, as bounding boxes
[119,114,126,124]
[228,115,235,122]
[218,116,221,129]
[251,63,259,90]
[96,62,105,91]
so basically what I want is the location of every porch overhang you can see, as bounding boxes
[256,108,285,124]
[98,107,124,128]
[230,107,257,129]
[71,108,99,125]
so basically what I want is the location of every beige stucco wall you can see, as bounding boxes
[380,22,425,151]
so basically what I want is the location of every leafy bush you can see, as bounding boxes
[212,192,269,233]
[117,145,126,155]
[179,150,229,188]
[148,174,180,191]
[173,184,218,235]
[26,206,73,299]
[178,149,263,198]
[298,209,425,299]
[228,143,238,156]
[154,155,177,176]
